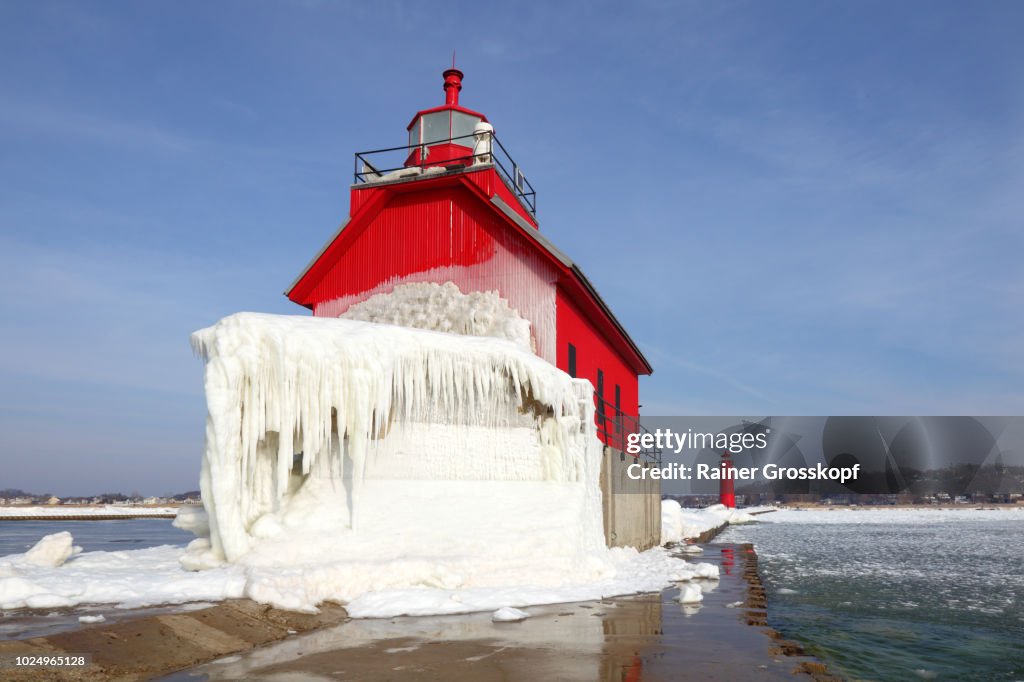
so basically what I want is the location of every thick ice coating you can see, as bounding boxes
[339,282,534,354]
[189,313,599,565]
[181,312,721,615]
[24,532,79,568]
[660,501,756,545]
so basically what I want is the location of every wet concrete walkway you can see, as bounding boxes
[158,544,822,682]
[0,542,830,681]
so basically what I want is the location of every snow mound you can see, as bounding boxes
[690,562,720,580]
[0,542,711,616]
[0,576,66,609]
[24,532,79,568]
[341,545,712,619]
[660,501,757,545]
[676,583,704,604]
[174,311,707,615]
[0,543,246,610]
[492,606,530,622]
[173,507,210,538]
[340,282,534,353]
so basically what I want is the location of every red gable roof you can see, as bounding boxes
[286,166,652,376]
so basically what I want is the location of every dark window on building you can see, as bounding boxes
[567,343,577,378]
[596,369,605,430]
[615,384,621,434]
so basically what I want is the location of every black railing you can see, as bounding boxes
[353,132,537,215]
[594,393,661,465]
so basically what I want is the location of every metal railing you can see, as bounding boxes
[593,393,661,465]
[353,132,537,215]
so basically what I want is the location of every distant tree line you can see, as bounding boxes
[1,489,202,503]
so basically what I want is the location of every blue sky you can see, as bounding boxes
[2,1,1022,496]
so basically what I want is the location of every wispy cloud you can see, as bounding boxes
[0,99,198,154]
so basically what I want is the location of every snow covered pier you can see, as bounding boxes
[660,500,762,546]
[181,312,640,613]
[0,544,830,682]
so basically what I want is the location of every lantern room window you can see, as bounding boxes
[408,119,421,148]
[422,112,449,145]
[451,111,480,144]
[410,110,483,148]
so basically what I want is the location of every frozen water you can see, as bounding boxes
[491,606,530,622]
[676,584,703,604]
[340,282,533,353]
[0,539,245,610]
[660,501,755,544]
[23,532,79,568]
[717,507,1024,681]
[0,309,729,617]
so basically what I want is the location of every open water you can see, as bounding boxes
[718,508,1024,681]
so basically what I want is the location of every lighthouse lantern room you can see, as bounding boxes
[403,68,489,168]
[286,68,654,452]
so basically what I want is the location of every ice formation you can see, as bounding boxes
[340,282,534,353]
[24,532,79,568]
[3,508,1022,614]
[0,514,729,613]
[172,506,209,537]
[660,501,757,545]
[675,583,704,604]
[171,311,723,615]
[314,244,558,364]
[189,312,593,565]
[492,606,530,622]
[0,309,738,615]
[0,539,245,610]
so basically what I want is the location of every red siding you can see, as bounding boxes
[288,165,648,438]
[307,184,558,363]
[556,287,639,446]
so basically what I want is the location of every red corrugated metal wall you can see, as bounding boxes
[556,288,640,447]
[309,185,559,363]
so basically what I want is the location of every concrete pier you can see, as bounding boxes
[599,446,661,550]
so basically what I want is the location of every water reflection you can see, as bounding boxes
[720,546,735,575]
[165,544,801,682]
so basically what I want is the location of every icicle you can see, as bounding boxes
[191,312,589,562]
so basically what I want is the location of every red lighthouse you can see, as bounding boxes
[285,69,653,446]
[720,451,736,508]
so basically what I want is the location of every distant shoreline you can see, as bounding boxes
[0,504,185,521]
[778,502,1023,510]
[0,499,188,503]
